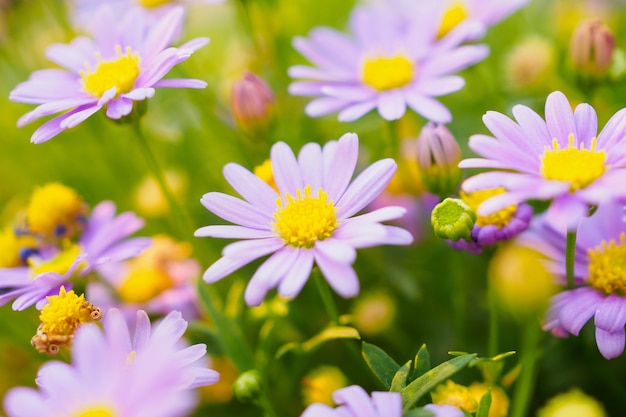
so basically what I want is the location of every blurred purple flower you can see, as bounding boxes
[460,90,626,232]
[0,201,150,310]
[300,385,401,417]
[519,201,626,359]
[288,3,488,123]
[9,6,208,143]
[88,235,201,323]
[70,0,225,31]
[3,308,219,417]
[195,133,413,306]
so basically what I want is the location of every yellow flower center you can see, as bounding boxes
[437,1,469,38]
[81,46,141,98]
[73,406,116,417]
[432,380,478,413]
[460,188,517,229]
[362,55,414,91]
[0,227,38,268]
[118,268,173,304]
[254,159,278,193]
[588,233,626,295]
[540,135,606,191]
[138,0,172,7]
[39,286,101,336]
[26,183,87,239]
[272,185,338,248]
[29,244,82,277]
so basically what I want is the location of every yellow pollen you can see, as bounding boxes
[118,268,173,304]
[0,227,37,268]
[437,1,469,38]
[540,135,606,190]
[72,406,116,417]
[588,233,626,295]
[460,188,517,229]
[362,55,414,91]
[39,286,100,336]
[272,185,338,248]
[254,159,278,193]
[26,183,87,239]
[81,45,141,98]
[138,0,172,7]
[126,350,137,365]
[29,244,82,277]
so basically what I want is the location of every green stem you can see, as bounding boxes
[487,278,499,358]
[509,321,542,417]
[565,229,577,289]
[235,0,264,64]
[131,122,191,239]
[314,269,340,324]
[384,119,401,160]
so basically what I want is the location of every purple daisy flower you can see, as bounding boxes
[69,0,225,33]
[3,308,219,417]
[459,90,626,232]
[519,201,626,359]
[0,201,151,310]
[288,3,489,123]
[195,133,413,306]
[88,235,201,324]
[9,5,208,143]
[448,187,533,254]
[300,385,401,417]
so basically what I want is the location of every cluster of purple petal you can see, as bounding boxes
[3,308,219,417]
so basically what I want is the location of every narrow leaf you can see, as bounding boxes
[475,388,492,417]
[391,360,412,392]
[412,344,430,381]
[276,326,360,359]
[401,354,477,411]
[362,342,401,389]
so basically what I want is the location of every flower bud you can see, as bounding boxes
[570,19,615,78]
[233,369,263,403]
[231,71,275,136]
[431,198,476,242]
[416,123,462,198]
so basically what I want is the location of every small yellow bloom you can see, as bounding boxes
[538,388,606,417]
[302,366,348,406]
[33,286,102,355]
[432,380,477,413]
[469,382,509,417]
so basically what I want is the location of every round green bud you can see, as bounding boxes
[431,198,476,241]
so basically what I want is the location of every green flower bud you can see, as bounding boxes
[431,198,476,241]
[416,123,463,199]
[233,369,262,403]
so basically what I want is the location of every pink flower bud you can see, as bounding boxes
[416,123,462,198]
[231,71,275,134]
[570,19,615,77]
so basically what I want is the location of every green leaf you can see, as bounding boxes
[475,388,492,417]
[412,344,430,381]
[275,326,360,359]
[361,342,401,389]
[391,360,412,392]
[401,353,477,412]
